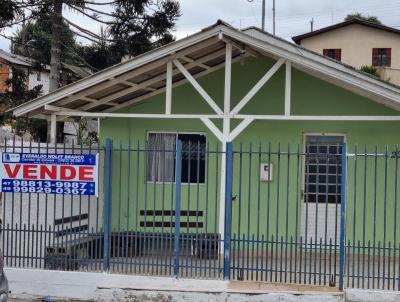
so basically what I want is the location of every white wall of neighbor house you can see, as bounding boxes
[28,70,50,95]
[299,24,400,85]
[63,120,99,145]
[378,67,400,86]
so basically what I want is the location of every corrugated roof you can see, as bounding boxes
[0,49,36,67]
[62,63,93,79]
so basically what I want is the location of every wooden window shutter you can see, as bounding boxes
[335,49,342,61]
[386,48,391,67]
[372,48,379,66]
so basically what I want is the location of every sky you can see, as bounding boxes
[1,0,400,51]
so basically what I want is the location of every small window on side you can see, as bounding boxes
[323,49,341,62]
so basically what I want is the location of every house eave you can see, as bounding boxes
[12,21,400,118]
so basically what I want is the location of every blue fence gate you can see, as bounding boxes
[0,137,399,291]
[104,138,223,278]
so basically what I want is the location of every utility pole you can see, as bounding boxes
[50,0,63,92]
[310,18,314,32]
[247,0,275,34]
[48,0,63,143]
[247,0,266,31]
[261,0,266,31]
[272,0,276,35]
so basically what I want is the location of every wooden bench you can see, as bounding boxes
[44,209,220,270]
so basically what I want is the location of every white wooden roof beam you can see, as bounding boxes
[50,37,222,109]
[173,59,223,115]
[284,61,291,116]
[46,107,400,122]
[181,56,210,69]
[67,47,229,114]
[231,58,285,115]
[165,61,172,115]
[103,50,247,113]
[220,36,259,58]
[200,118,223,141]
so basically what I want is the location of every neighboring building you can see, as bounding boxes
[0,49,50,93]
[0,49,95,143]
[292,18,400,85]
[10,21,400,286]
[0,49,94,95]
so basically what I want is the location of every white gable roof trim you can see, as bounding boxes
[12,21,400,117]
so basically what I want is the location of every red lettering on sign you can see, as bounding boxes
[79,166,94,181]
[40,165,57,180]
[4,164,21,178]
[60,166,76,180]
[23,164,37,179]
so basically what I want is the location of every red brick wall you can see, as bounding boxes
[0,59,11,93]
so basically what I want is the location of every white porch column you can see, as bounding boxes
[219,43,232,239]
[50,114,57,144]
[284,61,291,116]
[165,61,172,114]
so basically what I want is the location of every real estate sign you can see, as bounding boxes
[0,152,99,196]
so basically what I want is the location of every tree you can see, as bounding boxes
[77,27,113,71]
[77,2,181,70]
[13,14,79,66]
[345,13,382,25]
[108,0,180,63]
[1,1,181,87]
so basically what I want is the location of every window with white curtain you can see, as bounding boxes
[146,132,206,183]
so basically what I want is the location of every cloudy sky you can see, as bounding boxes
[1,0,400,51]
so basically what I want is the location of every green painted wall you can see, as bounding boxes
[100,56,400,244]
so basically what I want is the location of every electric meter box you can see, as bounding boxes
[260,163,273,181]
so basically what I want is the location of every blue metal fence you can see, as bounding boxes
[0,137,399,291]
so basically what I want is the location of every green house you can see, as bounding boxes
[13,20,400,283]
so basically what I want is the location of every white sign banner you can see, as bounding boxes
[0,152,99,196]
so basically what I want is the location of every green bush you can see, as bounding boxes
[360,65,380,78]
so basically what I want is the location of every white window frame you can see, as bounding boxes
[146,130,208,185]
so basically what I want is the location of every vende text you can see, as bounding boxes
[3,164,94,181]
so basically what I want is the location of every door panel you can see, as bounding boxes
[301,135,344,245]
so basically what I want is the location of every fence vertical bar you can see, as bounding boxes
[339,143,347,290]
[223,142,233,280]
[103,138,113,272]
[173,140,182,278]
